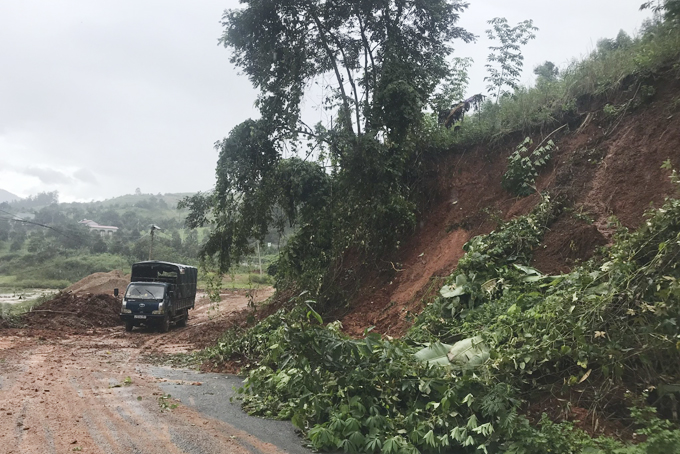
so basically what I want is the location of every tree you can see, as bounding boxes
[484,18,538,101]
[596,30,633,56]
[182,229,200,259]
[171,230,182,251]
[11,191,59,209]
[533,61,559,87]
[185,0,475,282]
[430,57,474,111]
[221,0,474,140]
[90,233,108,254]
[641,0,680,24]
[181,123,330,271]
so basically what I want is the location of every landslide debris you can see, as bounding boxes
[22,293,122,330]
[64,270,130,295]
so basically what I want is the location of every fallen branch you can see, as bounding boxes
[536,123,568,150]
[30,310,74,314]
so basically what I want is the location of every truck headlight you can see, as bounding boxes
[122,309,132,314]
[152,303,164,315]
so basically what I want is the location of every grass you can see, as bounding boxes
[197,272,274,290]
[0,250,130,289]
[439,21,680,148]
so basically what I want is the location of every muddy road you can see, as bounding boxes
[0,288,309,454]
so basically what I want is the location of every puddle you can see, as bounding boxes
[0,289,53,305]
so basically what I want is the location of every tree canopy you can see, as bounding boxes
[221,0,474,139]
[185,0,476,288]
[484,17,538,101]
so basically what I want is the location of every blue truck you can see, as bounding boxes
[119,261,197,332]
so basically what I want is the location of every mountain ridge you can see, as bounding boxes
[0,189,20,203]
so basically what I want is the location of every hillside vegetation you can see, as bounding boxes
[0,192,204,290]
[190,2,680,453]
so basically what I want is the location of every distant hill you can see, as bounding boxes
[0,189,20,203]
[95,192,195,208]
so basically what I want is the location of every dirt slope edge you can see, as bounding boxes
[341,72,680,337]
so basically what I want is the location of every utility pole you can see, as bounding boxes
[149,224,162,260]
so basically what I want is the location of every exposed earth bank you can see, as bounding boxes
[341,72,680,337]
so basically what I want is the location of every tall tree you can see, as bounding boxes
[484,18,538,101]
[641,0,680,23]
[221,0,474,140]
[185,0,475,290]
[430,56,474,111]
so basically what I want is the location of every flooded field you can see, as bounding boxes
[0,288,53,305]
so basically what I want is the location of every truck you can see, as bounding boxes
[119,261,197,333]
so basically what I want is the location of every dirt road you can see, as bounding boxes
[0,287,309,454]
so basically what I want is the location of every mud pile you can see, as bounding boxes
[23,293,122,330]
[64,270,130,295]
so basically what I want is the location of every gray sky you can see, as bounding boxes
[0,1,651,202]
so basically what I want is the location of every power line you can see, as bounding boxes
[0,210,84,241]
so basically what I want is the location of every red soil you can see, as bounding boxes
[22,293,122,331]
[341,72,680,337]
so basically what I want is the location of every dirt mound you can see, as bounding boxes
[532,215,608,275]
[65,270,130,295]
[22,293,123,330]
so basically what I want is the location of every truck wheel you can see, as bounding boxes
[125,321,134,332]
[159,314,170,333]
[177,310,188,328]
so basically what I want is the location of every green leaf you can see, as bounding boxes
[414,342,453,366]
[305,302,323,324]
[513,263,541,275]
[424,429,437,447]
[447,336,490,369]
[440,285,466,298]
[382,437,400,454]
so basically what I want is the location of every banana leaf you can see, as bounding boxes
[414,342,453,366]
[414,336,489,369]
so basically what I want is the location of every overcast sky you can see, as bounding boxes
[0,1,652,202]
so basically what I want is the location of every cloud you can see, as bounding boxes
[22,167,73,185]
[73,168,98,184]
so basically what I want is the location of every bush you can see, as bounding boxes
[502,137,556,196]
[248,274,273,285]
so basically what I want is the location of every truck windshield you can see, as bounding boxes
[125,284,164,300]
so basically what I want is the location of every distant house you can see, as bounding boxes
[79,219,119,237]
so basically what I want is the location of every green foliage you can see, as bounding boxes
[180,120,309,272]
[248,273,273,285]
[430,57,474,111]
[533,61,559,85]
[185,0,477,303]
[603,103,624,119]
[641,0,680,25]
[0,192,205,289]
[194,9,680,452]
[412,196,559,342]
[210,181,680,450]
[221,0,474,137]
[485,18,539,101]
[208,297,522,453]
[502,137,557,197]
[452,19,680,146]
[416,169,680,427]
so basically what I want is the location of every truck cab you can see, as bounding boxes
[120,261,197,332]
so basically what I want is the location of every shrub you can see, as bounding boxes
[502,137,557,197]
